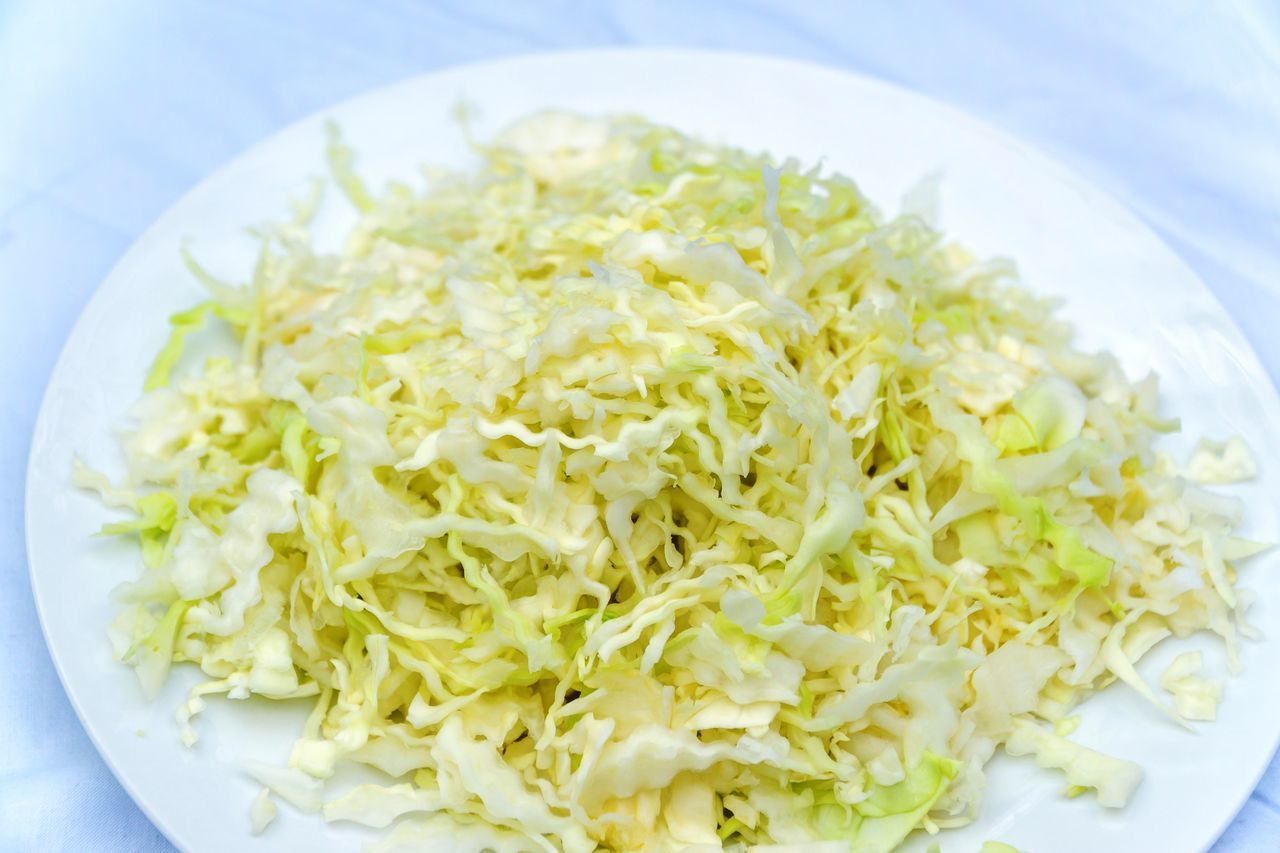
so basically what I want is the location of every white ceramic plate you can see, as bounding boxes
[27,49,1280,853]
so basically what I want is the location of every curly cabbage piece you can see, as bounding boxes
[80,110,1266,851]
[1004,719,1142,808]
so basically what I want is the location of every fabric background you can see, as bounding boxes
[2,2,1278,850]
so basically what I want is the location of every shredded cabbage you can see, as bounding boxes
[83,111,1265,851]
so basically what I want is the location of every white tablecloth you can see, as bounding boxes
[3,2,1278,850]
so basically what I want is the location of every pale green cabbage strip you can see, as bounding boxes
[83,112,1264,852]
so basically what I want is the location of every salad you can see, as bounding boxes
[80,111,1263,852]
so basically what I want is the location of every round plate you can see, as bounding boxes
[27,49,1280,852]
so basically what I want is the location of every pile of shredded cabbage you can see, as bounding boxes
[82,112,1265,852]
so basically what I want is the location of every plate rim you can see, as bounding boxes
[25,45,1280,852]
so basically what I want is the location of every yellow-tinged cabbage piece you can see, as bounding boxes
[83,111,1264,851]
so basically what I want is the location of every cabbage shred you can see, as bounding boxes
[87,113,1261,852]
